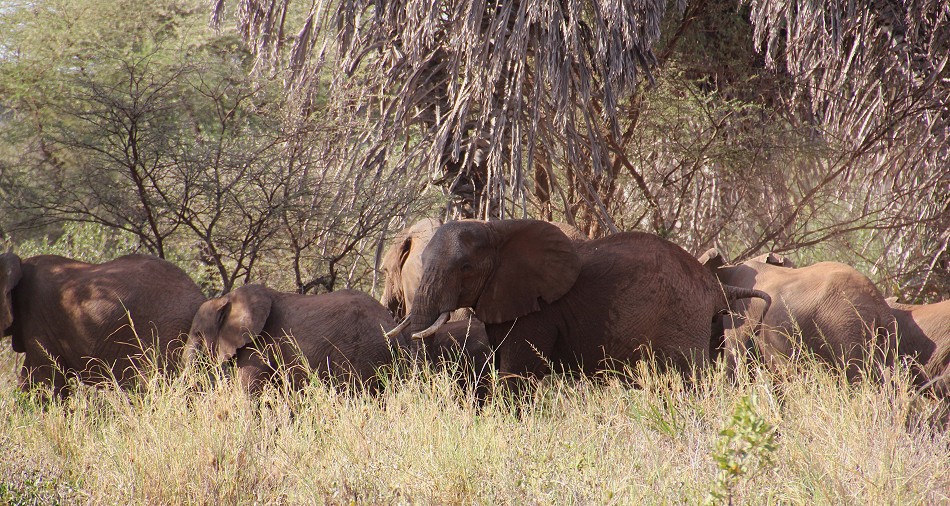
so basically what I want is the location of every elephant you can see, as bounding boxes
[0,253,205,397]
[381,218,442,320]
[406,219,768,384]
[420,317,493,383]
[699,249,896,380]
[887,298,950,390]
[380,218,586,320]
[186,284,407,392]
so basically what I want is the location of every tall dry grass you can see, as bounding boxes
[0,342,948,505]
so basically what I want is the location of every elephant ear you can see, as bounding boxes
[216,284,272,362]
[190,284,273,364]
[0,253,22,350]
[764,252,795,268]
[698,248,725,271]
[380,230,412,316]
[475,220,581,324]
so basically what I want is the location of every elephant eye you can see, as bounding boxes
[461,263,473,273]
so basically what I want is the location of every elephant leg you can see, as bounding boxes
[262,337,313,391]
[19,353,69,399]
[486,321,556,403]
[722,315,757,382]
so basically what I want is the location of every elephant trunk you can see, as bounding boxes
[381,286,405,320]
[182,334,210,370]
[721,285,771,315]
[183,340,198,366]
[410,285,451,337]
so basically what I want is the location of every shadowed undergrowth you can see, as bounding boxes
[0,344,948,505]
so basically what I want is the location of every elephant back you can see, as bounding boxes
[563,231,722,371]
[14,254,205,386]
[267,289,402,385]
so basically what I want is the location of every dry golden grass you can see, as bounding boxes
[0,343,948,505]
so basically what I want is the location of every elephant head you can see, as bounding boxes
[698,248,794,270]
[750,251,795,268]
[186,284,272,364]
[0,252,22,346]
[697,248,724,270]
[409,220,582,337]
[380,218,442,319]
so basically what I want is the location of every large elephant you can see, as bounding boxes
[887,298,950,389]
[380,218,586,320]
[186,284,405,392]
[0,253,205,397]
[406,220,768,382]
[699,249,896,380]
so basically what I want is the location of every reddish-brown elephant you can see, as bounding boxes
[700,249,896,380]
[888,298,950,391]
[381,218,443,320]
[407,220,767,383]
[186,284,403,392]
[0,253,205,397]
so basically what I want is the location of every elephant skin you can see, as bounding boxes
[887,298,950,390]
[417,318,493,395]
[0,253,205,397]
[700,249,896,380]
[381,218,442,319]
[409,220,767,383]
[380,218,586,320]
[187,284,405,392]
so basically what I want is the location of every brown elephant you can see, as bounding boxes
[381,218,442,319]
[887,298,950,390]
[0,253,205,397]
[186,284,406,392]
[380,218,586,320]
[415,318,494,398]
[700,249,896,380]
[407,220,768,383]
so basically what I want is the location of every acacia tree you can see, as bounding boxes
[0,0,426,294]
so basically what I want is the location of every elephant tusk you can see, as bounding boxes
[384,314,411,339]
[411,312,450,340]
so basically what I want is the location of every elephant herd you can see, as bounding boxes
[1,219,948,399]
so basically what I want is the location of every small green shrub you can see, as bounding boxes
[706,392,777,505]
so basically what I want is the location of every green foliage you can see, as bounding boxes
[12,222,139,263]
[706,392,777,505]
[0,0,427,294]
[9,221,217,291]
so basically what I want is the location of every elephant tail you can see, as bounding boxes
[719,285,771,315]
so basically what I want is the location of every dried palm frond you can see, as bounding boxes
[740,0,950,298]
[743,0,949,172]
[213,0,672,223]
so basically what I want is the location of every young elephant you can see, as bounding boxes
[408,220,767,383]
[0,253,206,397]
[700,249,896,380]
[381,218,443,319]
[418,318,493,394]
[888,298,950,389]
[186,284,403,392]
